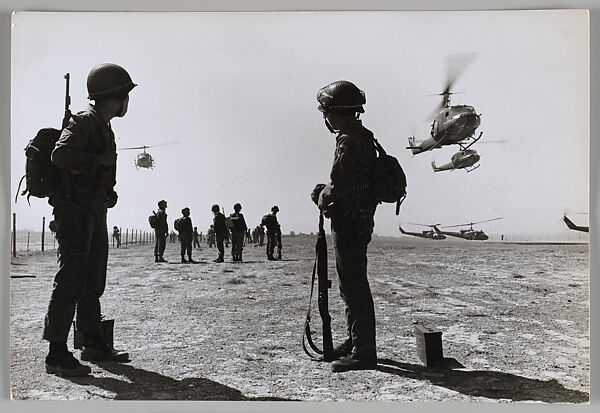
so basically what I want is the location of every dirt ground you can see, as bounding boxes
[9,235,589,402]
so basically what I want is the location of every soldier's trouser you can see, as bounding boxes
[43,204,108,343]
[193,238,200,248]
[331,216,376,358]
[180,234,192,258]
[154,231,166,257]
[266,231,276,257]
[216,233,225,257]
[231,231,244,256]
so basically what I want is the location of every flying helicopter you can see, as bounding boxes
[563,215,589,233]
[117,142,180,169]
[431,143,480,173]
[440,217,503,240]
[399,224,446,240]
[407,53,483,155]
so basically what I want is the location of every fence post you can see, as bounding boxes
[42,217,45,252]
[125,229,128,246]
[12,213,16,258]
[27,232,30,251]
[135,229,138,245]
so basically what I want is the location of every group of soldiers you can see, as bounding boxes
[152,201,282,263]
[41,62,381,377]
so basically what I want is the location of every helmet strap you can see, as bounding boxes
[324,118,336,133]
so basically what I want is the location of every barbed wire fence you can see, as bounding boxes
[10,213,155,258]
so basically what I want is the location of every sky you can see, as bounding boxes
[10,10,589,237]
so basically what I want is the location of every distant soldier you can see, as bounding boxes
[207,225,215,247]
[211,204,227,263]
[229,203,248,262]
[246,228,252,244]
[311,80,379,372]
[193,227,201,248]
[199,231,203,243]
[175,207,196,263]
[261,205,280,260]
[154,200,169,262]
[43,63,135,377]
[258,224,265,246]
[112,226,121,248]
[275,223,282,260]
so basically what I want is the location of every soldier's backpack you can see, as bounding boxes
[368,132,407,215]
[261,214,277,230]
[174,218,182,232]
[16,128,62,203]
[148,211,158,229]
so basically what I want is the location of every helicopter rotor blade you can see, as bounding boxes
[408,223,442,227]
[117,145,148,151]
[443,217,502,228]
[146,141,182,148]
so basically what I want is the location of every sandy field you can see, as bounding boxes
[9,235,589,402]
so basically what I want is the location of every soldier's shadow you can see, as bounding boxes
[67,362,294,401]
[377,358,588,403]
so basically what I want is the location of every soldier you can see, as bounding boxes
[193,226,201,248]
[211,204,227,263]
[154,200,169,262]
[229,203,248,262]
[112,226,121,248]
[43,63,135,377]
[207,225,215,247]
[176,208,196,263]
[275,223,282,260]
[261,206,280,260]
[257,224,265,246]
[311,80,379,372]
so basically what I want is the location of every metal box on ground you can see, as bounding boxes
[414,324,444,368]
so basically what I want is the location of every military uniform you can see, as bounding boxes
[177,215,194,262]
[229,211,248,261]
[43,106,117,347]
[154,208,168,261]
[262,212,280,260]
[213,211,227,261]
[329,119,378,361]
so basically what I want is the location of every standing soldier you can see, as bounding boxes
[312,80,379,372]
[154,200,169,262]
[229,203,248,262]
[207,225,215,247]
[43,63,135,377]
[275,223,282,260]
[261,206,280,260]
[112,226,121,248]
[176,207,196,263]
[258,224,265,246]
[193,226,201,248]
[211,204,227,263]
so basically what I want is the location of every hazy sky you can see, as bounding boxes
[10,10,589,236]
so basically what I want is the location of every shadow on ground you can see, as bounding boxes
[68,362,295,401]
[377,358,589,403]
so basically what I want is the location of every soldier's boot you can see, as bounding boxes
[45,342,91,377]
[213,254,224,263]
[188,256,197,263]
[333,338,353,359]
[154,256,159,263]
[181,257,188,263]
[158,256,168,263]
[267,254,275,260]
[331,352,377,373]
[239,252,243,262]
[80,334,130,363]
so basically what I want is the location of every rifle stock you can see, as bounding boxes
[62,73,71,128]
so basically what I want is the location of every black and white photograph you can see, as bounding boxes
[5,7,591,405]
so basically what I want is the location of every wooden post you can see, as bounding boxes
[135,229,138,245]
[125,229,129,246]
[27,232,30,251]
[12,213,16,258]
[41,217,46,252]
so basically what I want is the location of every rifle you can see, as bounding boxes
[302,213,335,361]
[62,73,71,128]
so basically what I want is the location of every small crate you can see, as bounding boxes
[414,324,443,368]
[73,319,114,349]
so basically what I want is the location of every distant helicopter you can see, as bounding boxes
[399,224,446,240]
[117,142,180,169]
[440,217,503,240]
[431,145,480,173]
[407,54,483,155]
[563,215,589,233]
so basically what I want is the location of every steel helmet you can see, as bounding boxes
[87,63,137,100]
[317,80,366,114]
[271,205,279,213]
[234,203,242,211]
[211,204,220,213]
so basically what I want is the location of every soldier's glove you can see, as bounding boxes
[311,183,326,206]
[106,190,118,208]
[97,151,118,166]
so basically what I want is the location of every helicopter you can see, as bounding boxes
[440,217,503,240]
[563,215,589,233]
[117,142,180,169]
[407,54,482,155]
[431,143,480,173]
[399,224,446,240]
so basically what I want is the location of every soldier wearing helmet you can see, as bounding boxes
[261,205,280,260]
[229,203,248,262]
[211,204,227,262]
[42,63,136,376]
[177,207,196,263]
[312,80,379,372]
[154,200,169,262]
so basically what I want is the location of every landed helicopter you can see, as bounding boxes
[563,215,589,233]
[407,54,483,156]
[440,217,503,241]
[117,142,180,169]
[399,224,446,240]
